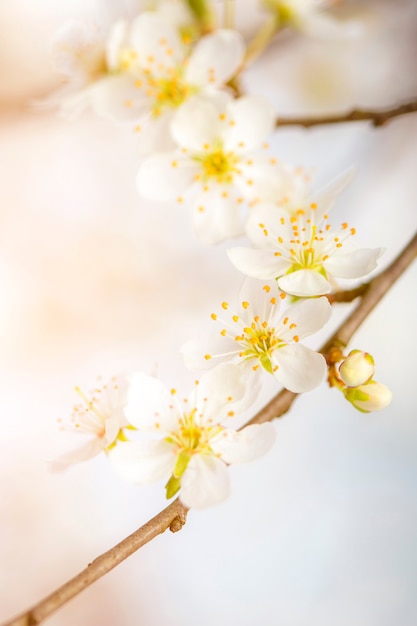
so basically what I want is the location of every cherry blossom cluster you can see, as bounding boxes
[50,0,391,509]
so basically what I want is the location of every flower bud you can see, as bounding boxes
[338,350,375,387]
[344,380,392,413]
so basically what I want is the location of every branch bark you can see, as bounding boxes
[4,499,188,626]
[3,231,417,626]
[276,99,417,129]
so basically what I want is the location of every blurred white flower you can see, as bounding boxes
[52,376,130,470]
[137,94,277,243]
[262,0,361,39]
[92,20,245,154]
[109,364,276,509]
[47,2,196,119]
[182,279,332,393]
[228,173,384,296]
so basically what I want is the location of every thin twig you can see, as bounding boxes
[276,99,417,129]
[4,499,188,626]
[3,232,417,626]
[327,283,370,304]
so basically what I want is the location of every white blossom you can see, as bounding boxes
[228,174,384,296]
[182,279,332,393]
[52,376,130,470]
[137,94,277,243]
[46,2,196,120]
[109,364,276,509]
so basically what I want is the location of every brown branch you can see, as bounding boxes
[326,283,370,304]
[4,499,188,626]
[3,231,417,626]
[276,99,417,129]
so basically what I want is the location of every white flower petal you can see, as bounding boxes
[228,247,292,279]
[245,204,294,248]
[57,86,97,119]
[106,19,128,71]
[324,247,384,279]
[50,438,104,472]
[310,168,355,221]
[136,111,177,155]
[130,13,184,71]
[238,277,281,321]
[191,363,247,422]
[171,97,223,151]
[103,417,122,446]
[272,344,327,393]
[212,423,276,464]
[51,20,103,79]
[157,1,194,30]
[192,187,244,244]
[222,96,275,152]
[233,363,263,413]
[235,157,285,202]
[180,455,230,509]
[280,296,332,339]
[90,75,150,122]
[181,334,237,370]
[126,373,180,433]
[185,29,245,87]
[109,440,175,484]
[137,152,197,201]
[278,269,331,296]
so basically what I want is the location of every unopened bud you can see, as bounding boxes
[339,350,375,387]
[344,380,392,413]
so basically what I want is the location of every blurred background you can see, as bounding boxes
[0,1,416,624]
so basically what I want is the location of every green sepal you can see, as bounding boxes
[344,387,371,413]
[105,428,130,452]
[174,451,191,478]
[185,0,214,32]
[165,475,181,500]
[259,353,273,374]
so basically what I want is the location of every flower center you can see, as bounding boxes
[238,323,283,374]
[195,146,240,184]
[166,408,220,456]
[152,75,193,115]
[259,207,357,277]
[133,68,197,117]
[164,408,223,499]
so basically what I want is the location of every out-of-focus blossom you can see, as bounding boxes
[93,21,245,154]
[46,1,197,120]
[137,94,277,243]
[51,376,130,470]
